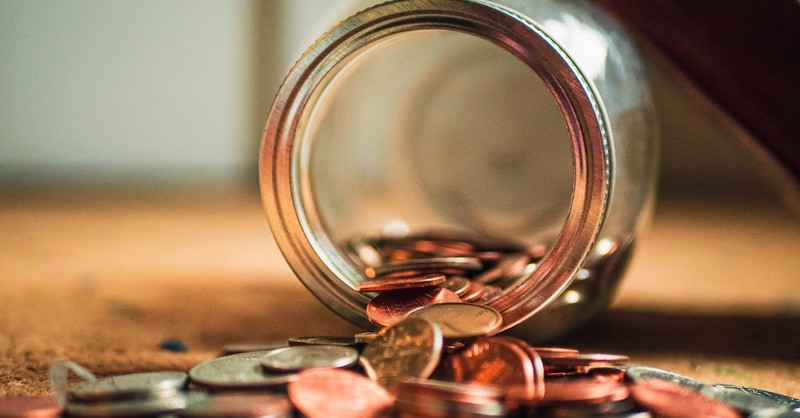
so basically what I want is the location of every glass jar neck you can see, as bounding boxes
[261,0,612,331]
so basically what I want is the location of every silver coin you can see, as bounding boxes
[354,332,379,344]
[712,384,800,410]
[260,345,359,372]
[700,384,789,415]
[69,371,187,402]
[189,351,298,390]
[288,336,361,347]
[67,393,192,417]
[405,302,503,339]
[625,365,707,392]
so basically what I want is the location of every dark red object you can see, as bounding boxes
[600,0,800,182]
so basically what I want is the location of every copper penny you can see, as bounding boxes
[477,285,503,304]
[630,379,740,418]
[542,353,629,376]
[405,302,503,340]
[473,252,530,284]
[531,347,580,358]
[288,368,394,418]
[495,336,545,401]
[178,392,292,418]
[460,280,485,302]
[359,317,443,391]
[366,286,460,327]
[0,396,62,418]
[365,257,482,279]
[408,239,475,256]
[434,337,538,405]
[356,274,447,292]
[438,276,471,296]
[395,378,507,417]
[541,378,630,404]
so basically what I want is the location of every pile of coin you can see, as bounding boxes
[8,316,797,417]
[5,232,799,416]
[344,231,548,328]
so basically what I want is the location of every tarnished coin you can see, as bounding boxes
[406,302,503,340]
[366,286,461,327]
[354,331,379,344]
[288,368,394,418]
[69,371,187,402]
[260,345,359,372]
[178,392,292,418]
[438,276,471,296]
[625,365,707,392]
[356,274,447,292]
[288,336,360,347]
[189,351,298,390]
[630,379,740,418]
[222,341,287,355]
[67,394,191,417]
[360,317,443,391]
[433,338,540,405]
[0,396,62,418]
[365,257,483,279]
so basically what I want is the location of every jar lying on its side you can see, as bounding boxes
[260,0,656,342]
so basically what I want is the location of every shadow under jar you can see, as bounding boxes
[260,0,656,342]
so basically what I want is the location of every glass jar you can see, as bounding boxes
[260,0,656,341]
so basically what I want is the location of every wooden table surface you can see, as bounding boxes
[1,184,799,398]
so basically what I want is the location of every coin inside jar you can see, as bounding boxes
[405,302,503,340]
[365,286,461,327]
[365,256,483,279]
[356,273,447,292]
[259,345,359,372]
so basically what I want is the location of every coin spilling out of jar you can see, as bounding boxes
[38,319,800,418]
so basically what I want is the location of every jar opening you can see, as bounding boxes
[262,0,611,331]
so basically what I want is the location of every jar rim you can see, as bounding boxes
[260,0,611,331]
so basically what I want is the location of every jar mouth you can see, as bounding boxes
[260,0,611,331]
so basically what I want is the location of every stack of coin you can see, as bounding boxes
[65,371,191,417]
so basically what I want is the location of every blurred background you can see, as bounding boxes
[1,0,796,202]
[1,0,799,398]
